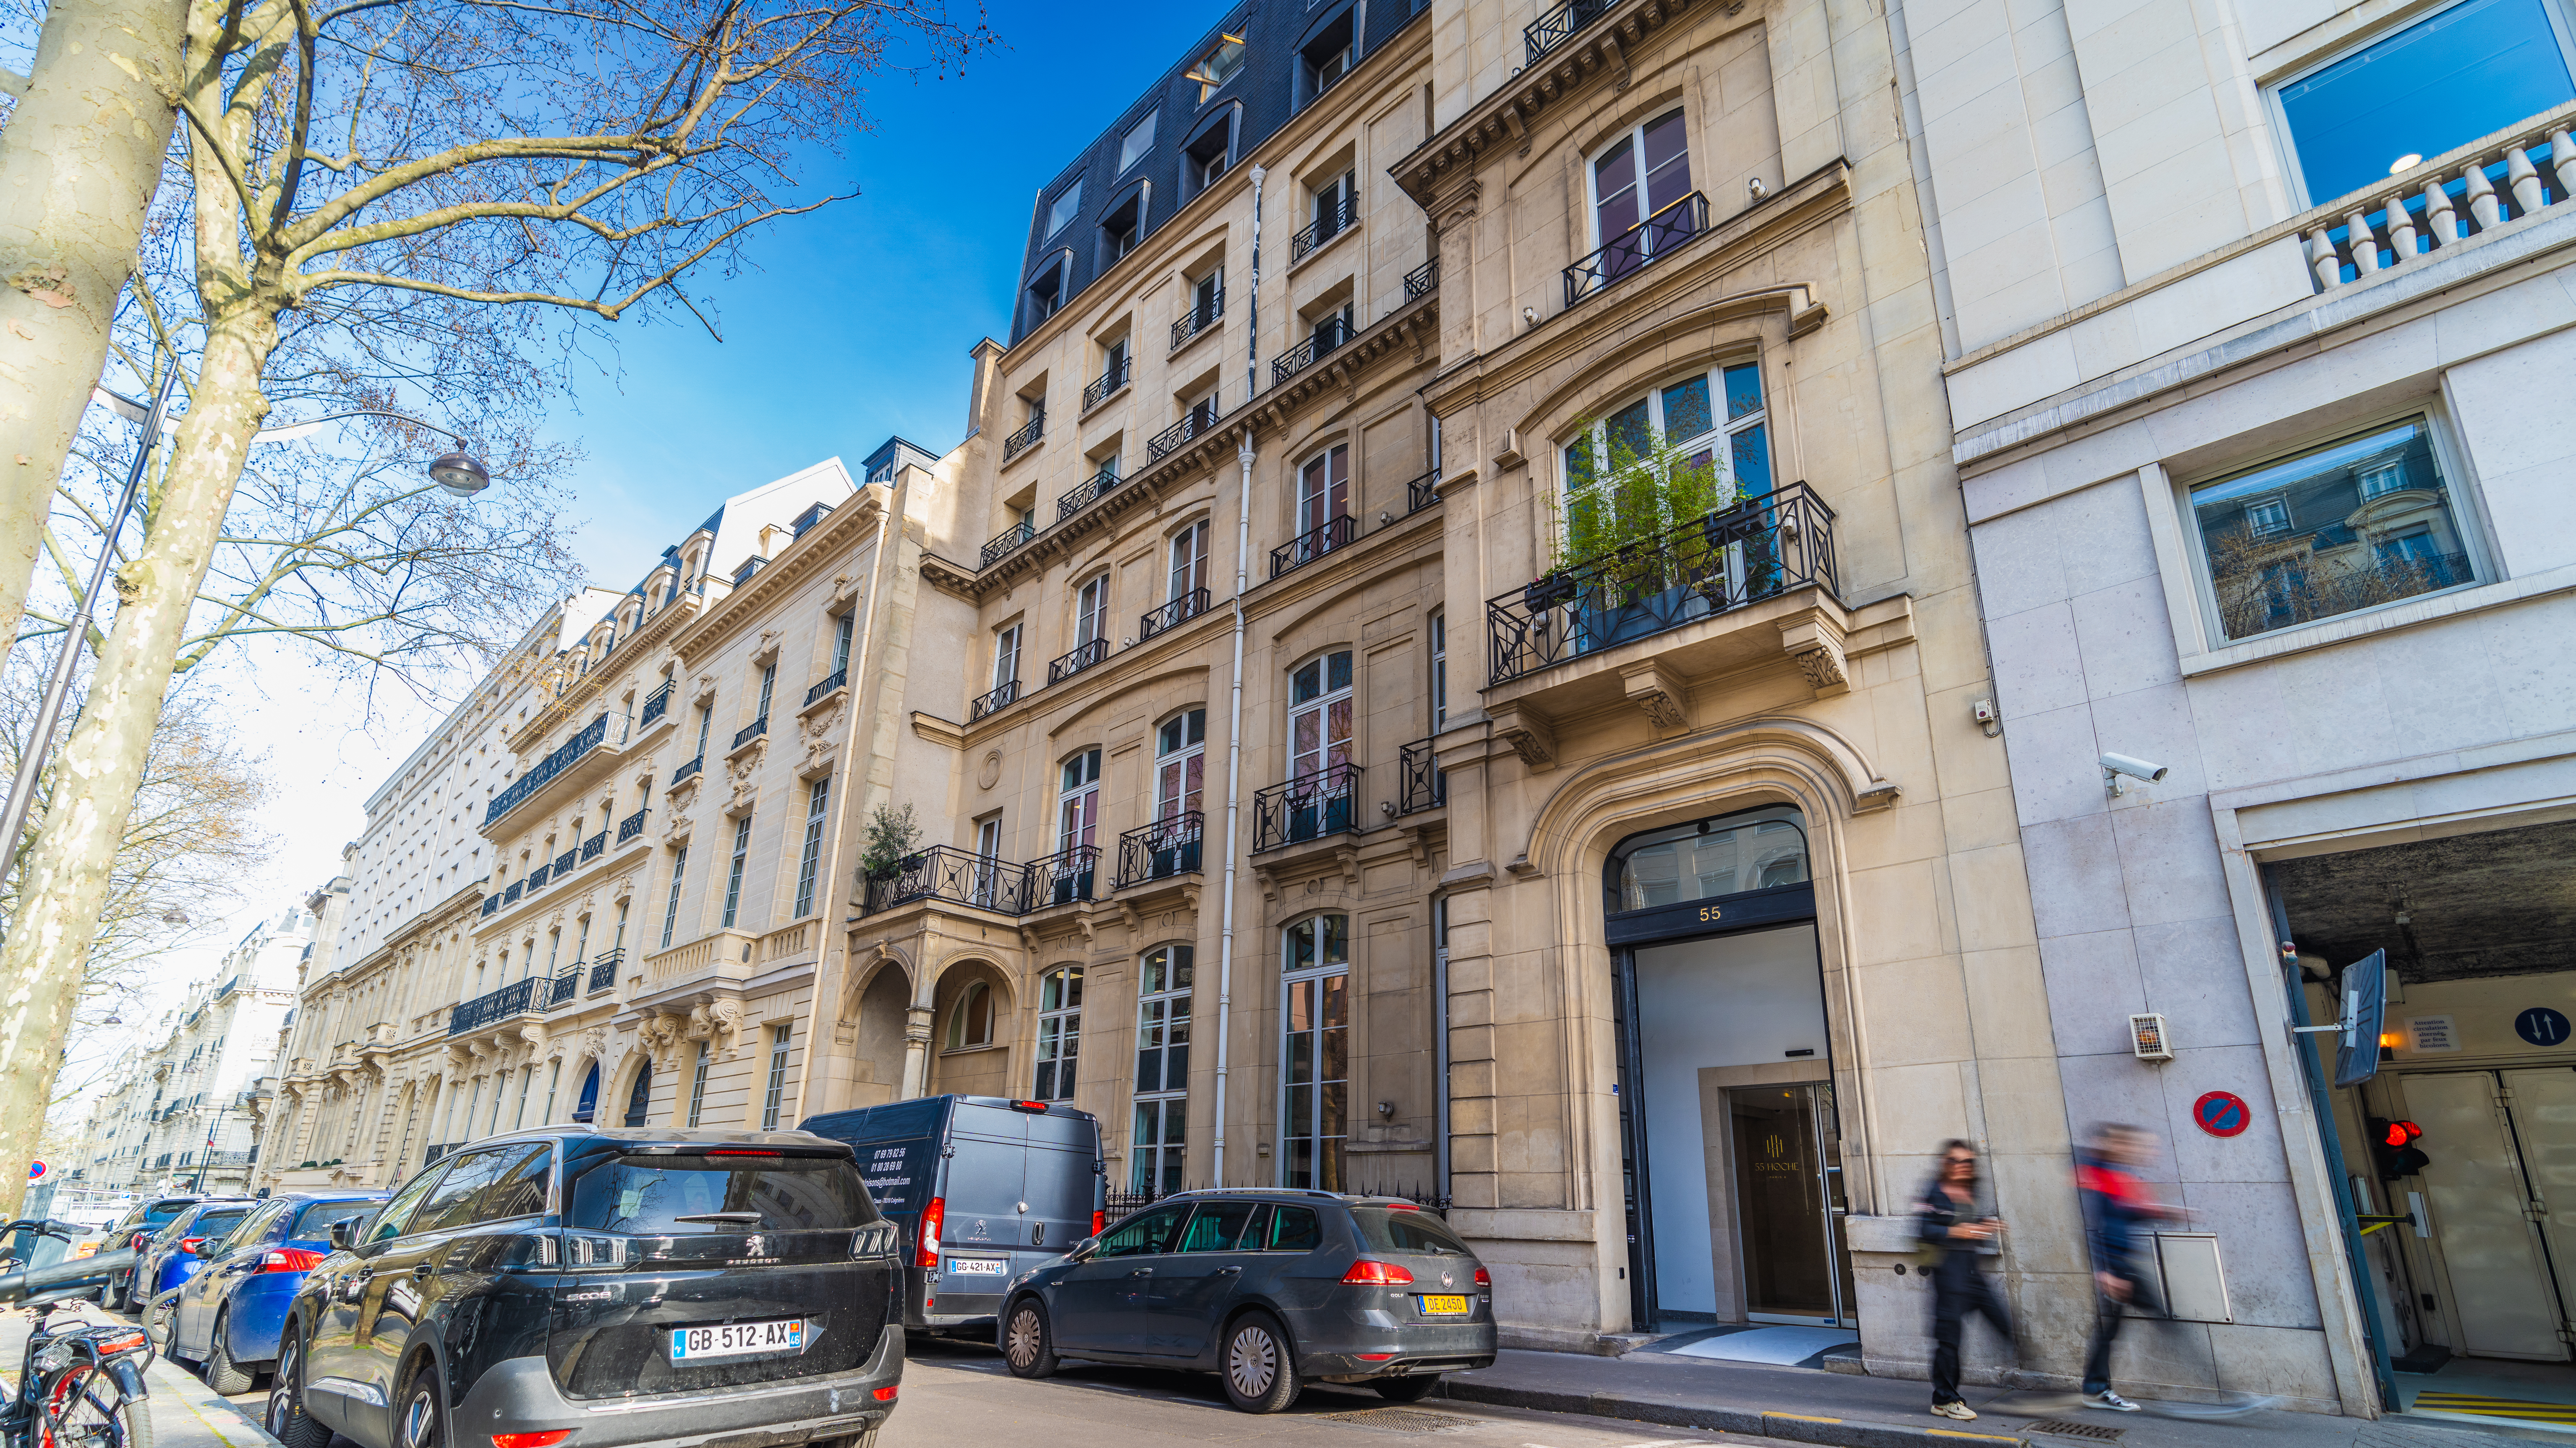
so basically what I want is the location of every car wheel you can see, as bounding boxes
[1219,1313,1301,1414]
[1373,1374,1440,1402]
[397,1365,444,1448]
[267,1331,333,1448]
[204,1311,254,1396]
[1001,1299,1058,1379]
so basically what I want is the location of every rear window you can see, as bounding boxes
[1353,1207,1472,1256]
[568,1153,880,1234]
[191,1208,252,1243]
[141,1202,194,1231]
[288,1201,376,1238]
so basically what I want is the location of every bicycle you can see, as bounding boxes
[0,1221,154,1448]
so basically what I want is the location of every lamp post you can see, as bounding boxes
[0,398,494,893]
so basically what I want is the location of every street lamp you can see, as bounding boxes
[0,393,496,898]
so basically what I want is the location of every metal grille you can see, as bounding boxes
[1312,1409,1477,1432]
[2025,1422,2124,1441]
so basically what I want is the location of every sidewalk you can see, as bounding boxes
[0,1308,281,1448]
[1432,1349,2546,1448]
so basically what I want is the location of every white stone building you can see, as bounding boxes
[1897,0,2576,1420]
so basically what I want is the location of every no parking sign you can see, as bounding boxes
[2192,1091,2250,1138]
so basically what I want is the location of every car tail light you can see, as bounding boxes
[259,1250,326,1274]
[917,1198,945,1270]
[1385,1202,1421,1212]
[178,1237,204,1255]
[1356,1353,1396,1362]
[1091,1211,1107,1237]
[706,1149,782,1156]
[491,1432,573,1448]
[1342,1260,1414,1285]
[872,1386,899,1402]
[1474,1266,1491,1287]
[1009,1100,1050,1114]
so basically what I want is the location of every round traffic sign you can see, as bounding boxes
[2517,1007,2571,1047]
[2192,1091,2250,1138]
[26,1159,46,1182]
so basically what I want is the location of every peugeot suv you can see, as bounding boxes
[267,1128,904,1448]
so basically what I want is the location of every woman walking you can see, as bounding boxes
[1916,1139,2013,1421]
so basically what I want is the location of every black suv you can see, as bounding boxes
[268,1127,904,1448]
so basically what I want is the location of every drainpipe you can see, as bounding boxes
[1214,167,1265,1188]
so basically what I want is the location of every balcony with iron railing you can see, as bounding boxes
[1057,463,1124,523]
[1027,845,1101,910]
[1081,358,1131,412]
[617,807,648,843]
[1170,289,1223,350]
[1149,403,1219,462]
[1565,192,1709,307]
[1048,638,1110,685]
[1254,762,1364,852]
[547,970,581,1008]
[553,847,577,876]
[804,669,847,707]
[1001,408,1046,464]
[587,948,623,995]
[980,519,1038,570]
[1525,0,1613,64]
[526,861,550,891]
[1406,470,1440,514]
[1487,481,1839,689]
[580,830,606,862]
[449,976,540,1036]
[503,879,524,905]
[1291,195,1358,266]
[1272,317,1355,385]
[732,716,768,751]
[1404,256,1440,299]
[1139,589,1210,642]
[640,682,672,728]
[479,894,499,918]
[671,754,703,787]
[1271,514,1358,578]
[1398,738,1446,815]
[1114,812,1204,889]
[483,713,608,827]
[969,678,1022,722]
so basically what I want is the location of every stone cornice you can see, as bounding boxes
[509,584,704,755]
[675,487,888,668]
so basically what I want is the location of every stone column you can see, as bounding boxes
[900,1005,935,1099]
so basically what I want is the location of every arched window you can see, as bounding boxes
[946,979,994,1050]
[1280,914,1349,1190]
[573,1062,600,1123]
[1034,966,1082,1101]
[1610,804,1808,912]
[622,1059,653,1127]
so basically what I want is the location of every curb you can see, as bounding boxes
[1437,1379,2028,1448]
[144,1350,282,1448]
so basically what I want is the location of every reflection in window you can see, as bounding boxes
[1613,805,1809,911]
[1280,914,1348,1191]
[1035,965,1082,1101]
[945,979,993,1050]
[1132,945,1193,1193]
[1188,33,1247,103]
[1120,112,1158,172]
[2190,417,2475,642]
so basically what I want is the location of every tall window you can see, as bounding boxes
[1280,915,1349,1190]
[832,614,854,674]
[794,774,831,918]
[623,1060,653,1128]
[1131,945,1193,1193]
[1430,612,1448,730]
[1074,574,1111,651]
[1058,749,1103,855]
[1045,181,1082,238]
[1290,650,1354,783]
[1035,966,1082,1101]
[1156,709,1206,823]
[972,815,1005,909]
[694,704,713,763]
[1296,444,1349,541]
[761,1024,792,1129]
[1119,111,1158,172]
[946,979,994,1049]
[1189,269,1223,332]
[993,623,1023,689]
[1590,109,1694,279]
[756,664,776,723]
[1310,171,1356,242]
[721,814,754,928]
[1168,520,1210,603]
[686,1042,710,1127]
[541,1059,561,1125]
[1562,361,1771,581]
[659,845,689,948]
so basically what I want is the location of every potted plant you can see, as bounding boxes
[860,803,923,881]
[1551,420,1731,649]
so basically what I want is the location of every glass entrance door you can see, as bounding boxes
[1725,1083,1856,1325]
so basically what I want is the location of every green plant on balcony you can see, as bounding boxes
[860,803,923,880]
[1533,419,1729,608]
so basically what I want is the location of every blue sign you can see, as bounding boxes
[2517,1007,2572,1047]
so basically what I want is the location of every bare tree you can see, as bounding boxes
[0,0,988,1216]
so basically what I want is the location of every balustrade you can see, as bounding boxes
[2305,117,2576,290]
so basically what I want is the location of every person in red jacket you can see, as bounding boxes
[2077,1124,2189,1411]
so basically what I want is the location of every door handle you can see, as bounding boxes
[1128,1268,1153,1277]
[412,1263,435,1279]
[1217,1265,1242,1276]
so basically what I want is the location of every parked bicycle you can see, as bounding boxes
[0,1221,154,1448]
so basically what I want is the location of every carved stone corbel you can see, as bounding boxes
[1779,613,1851,697]
[1620,659,1690,731]
[1489,702,1557,770]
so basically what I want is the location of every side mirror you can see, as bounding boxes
[328,1217,358,1251]
[1067,1236,1100,1262]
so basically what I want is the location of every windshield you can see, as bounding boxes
[1352,1207,1472,1256]
[140,1202,195,1232]
[568,1153,879,1234]
[190,1208,252,1244]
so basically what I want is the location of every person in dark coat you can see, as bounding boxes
[1916,1138,2012,1420]
[2077,1123,2187,1411]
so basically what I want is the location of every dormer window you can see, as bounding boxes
[1183,116,1236,198]
[1026,255,1070,328]
[1119,111,1158,172]
[1099,190,1146,271]
[1045,181,1082,239]
[1298,12,1354,106]
[1187,32,1246,103]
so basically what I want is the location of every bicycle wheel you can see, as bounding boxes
[42,1362,151,1448]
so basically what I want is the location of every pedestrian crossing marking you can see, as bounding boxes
[2413,1393,2576,1423]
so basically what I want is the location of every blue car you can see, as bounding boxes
[170,1192,384,1393]
[137,1198,256,1337]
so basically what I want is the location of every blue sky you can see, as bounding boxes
[550,0,1221,584]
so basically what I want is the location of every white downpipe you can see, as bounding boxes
[1214,164,1265,1188]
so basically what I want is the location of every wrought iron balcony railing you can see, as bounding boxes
[1149,402,1218,462]
[970,679,1021,722]
[1170,290,1224,350]
[1272,317,1355,385]
[732,716,768,750]
[671,754,703,786]
[1565,191,1709,306]
[484,712,609,826]
[479,894,499,918]
[1115,812,1204,889]
[1082,359,1131,411]
[580,830,606,862]
[980,519,1038,570]
[504,879,525,905]
[1404,256,1440,298]
[1487,480,1839,687]
[804,669,847,706]
[1253,762,1364,852]
[617,807,648,843]
[1526,0,1613,64]
[1029,845,1102,909]
[587,948,623,995]
[449,976,539,1036]
[1001,407,1046,464]
[640,682,672,728]
[547,970,581,1008]
[1291,195,1357,265]
[553,847,577,876]
[526,861,550,890]
[1139,588,1210,642]
[1057,463,1123,522]
[1270,514,1358,578]
[1048,638,1110,685]
[865,845,1028,915]
[1398,738,1446,815]
[1406,470,1440,514]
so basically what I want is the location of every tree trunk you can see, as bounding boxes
[0,309,272,1218]
[0,0,188,655]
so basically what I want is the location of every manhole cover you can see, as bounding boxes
[1313,1408,1479,1432]
[2024,1421,2126,1441]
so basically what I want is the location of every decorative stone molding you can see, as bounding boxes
[1779,614,1850,697]
[1620,659,1690,730]
[1489,702,1557,770]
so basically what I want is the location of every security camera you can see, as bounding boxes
[2101,751,2169,797]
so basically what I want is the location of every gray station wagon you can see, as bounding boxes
[998,1189,1495,1412]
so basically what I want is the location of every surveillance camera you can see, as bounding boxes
[2101,752,2169,783]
